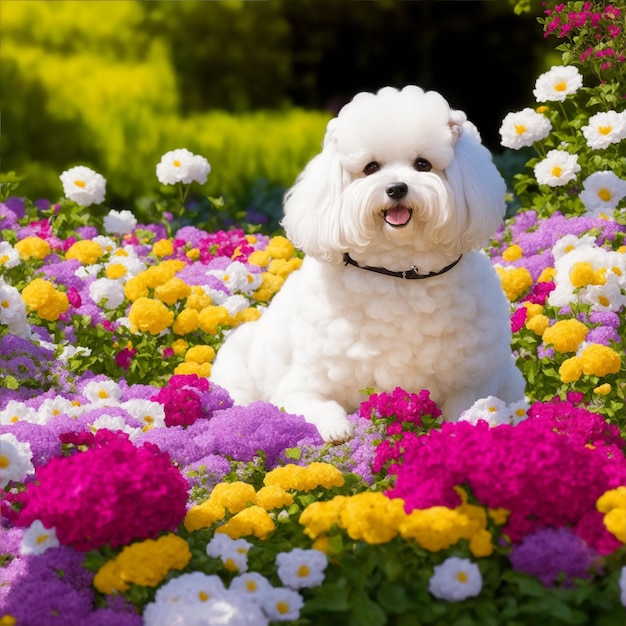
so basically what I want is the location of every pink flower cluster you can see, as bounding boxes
[152,373,211,427]
[16,430,188,551]
[384,396,626,554]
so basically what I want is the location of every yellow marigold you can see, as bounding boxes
[216,505,276,540]
[579,343,621,377]
[502,244,523,261]
[198,305,233,334]
[469,528,494,557]
[299,496,349,539]
[140,264,177,289]
[93,559,128,594]
[538,267,557,282]
[184,499,226,531]
[172,338,188,354]
[593,383,612,395]
[173,308,199,335]
[186,286,212,310]
[152,238,174,257]
[210,481,257,514]
[300,462,345,490]
[525,313,549,336]
[265,235,296,259]
[21,278,69,321]
[488,507,510,526]
[186,248,200,261]
[264,465,306,490]
[311,536,330,555]
[65,239,104,264]
[185,345,216,364]
[495,266,533,301]
[569,261,606,288]
[253,273,285,302]
[255,485,294,510]
[268,257,303,278]
[124,275,149,301]
[339,492,406,544]
[542,318,589,353]
[154,277,191,306]
[14,236,51,260]
[105,263,127,280]
[523,302,543,317]
[235,307,262,324]
[174,362,212,377]
[128,297,174,335]
[559,356,583,383]
[596,486,626,543]
[248,250,271,267]
[399,507,475,552]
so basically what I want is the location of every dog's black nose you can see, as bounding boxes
[386,182,408,199]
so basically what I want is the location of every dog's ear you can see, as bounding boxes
[444,119,506,251]
[281,119,348,263]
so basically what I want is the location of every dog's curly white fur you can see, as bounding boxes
[211,85,526,442]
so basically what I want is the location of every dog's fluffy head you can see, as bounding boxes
[282,85,506,265]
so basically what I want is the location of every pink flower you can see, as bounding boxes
[115,346,137,371]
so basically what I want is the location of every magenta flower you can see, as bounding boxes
[115,346,137,371]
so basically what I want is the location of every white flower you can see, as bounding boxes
[582,110,626,150]
[0,282,28,326]
[210,261,262,295]
[499,108,552,149]
[91,415,142,441]
[275,548,328,589]
[0,241,21,268]
[551,233,597,262]
[20,520,60,555]
[81,378,122,403]
[459,396,509,426]
[620,566,626,607]
[533,65,582,102]
[89,277,125,309]
[534,149,580,187]
[229,572,273,600]
[0,401,42,426]
[37,396,77,422]
[0,433,35,487]
[428,557,483,602]
[58,344,92,362]
[222,295,251,316]
[60,165,106,206]
[260,586,304,622]
[121,399,166,430]
[580,171,626,216]
[508,399,530,425]
[156,148,211,185]
[103,209,138,236]
[207,534,252,573]
[75,264,103,279]
[153,572,226,605]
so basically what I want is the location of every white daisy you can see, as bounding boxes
[0,282,28,327]
[152,571,226,605]
[508,399,530,425]
[81,378,122,403]
[0,433,35,488]
[428,557,483,602]
[580,171,626,216]
[0,401,41,426]
[207,534,253,573]
[260,586,304,622]
[551,233,597,262]
[37,396,77,422]
[229,572,273,601]
[20,520,60,555]
[534,149,580,187]
[59,165,106,206]
[458,396,509,427]
[275,548,328,589]
[156,149,211,186]
[103,209,138,236]
[582,110,626,150]
[121,399,166,430]
[88,277,126,309]
[0,242,21,268]
[92,235,119,255]
[499,107,552,149]
[90,415,142,441]
[533,65,583,102]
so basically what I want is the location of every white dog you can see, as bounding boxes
[211,85,526,442]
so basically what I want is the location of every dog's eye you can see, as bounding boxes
[414,158,432,172]
[363,161,380,176]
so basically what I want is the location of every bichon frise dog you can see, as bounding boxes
[211,85,526,442]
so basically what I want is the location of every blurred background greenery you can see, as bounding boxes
[1,0,553,228]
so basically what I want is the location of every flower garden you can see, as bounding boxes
[1,2,626,625]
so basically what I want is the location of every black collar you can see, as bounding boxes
[343,252,462,280]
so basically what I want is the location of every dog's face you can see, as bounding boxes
[282,86,506,264]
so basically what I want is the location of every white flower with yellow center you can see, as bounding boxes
[230,572,273,601]
[458,396,509,426]
[428,557,483,602]
[551,233,597,262]
[533,65,583,102]
[103,209,138,236]
[0,281,29,337]
[0,401,41,426]
[0,241,20,269]
[580,171,626,216]
[156,148,211,185]
[534,149,580,187]
[80,378,122,404]
[60,165,106,206]
[276,547,328,589]
[37,396,78,422]
[121,399,166,430]
[0,433,35,488]
[91,414,142,441]
[206,534,252,573]
[582,110,626,150]
[261,586,304,622]
[20,520,60,555]
[499,107,552,149]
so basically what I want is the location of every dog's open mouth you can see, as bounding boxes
[383,206,413,227]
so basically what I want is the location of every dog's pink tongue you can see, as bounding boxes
[384,206,412,226]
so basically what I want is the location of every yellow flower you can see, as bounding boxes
[216,505,276,540]
[596,487,626,543]
[198,305,233,334]
[21,278,69,321]
[171,338,188,354]
[253,273,284,302]
[338,492,406,544]
[174,362,212,377]
[495,266,533,301]
[255,485,294,510]
[173,308,199,335]
[525,313,549,336]
[569,261,606,288]
[235,307,262,324]
[124,275,149,301]
[186,286,212,310]
[299,496,349,539]
[399,507,475,552]
[65,239,104,264]
[128,297,174,334]
[152,238,174,257]
[154,277,191,306]
[559,356,583,383]
[264,462,344,492]
[502,244,523,261]
[523,302,543,317]
[488,507,510,526]
[210,481,257,514]
[268,257,303,278]
[593,383,612,395]
[537,267,557,282]
[265,235,296,259]
[93,559,128,594]
[105,263,127,279]
[542,319,588,353]
[579,343,621,377]
[185,345,216,364]
[184,499,226,531]
[248,250,271,267]
[14,236,51,260]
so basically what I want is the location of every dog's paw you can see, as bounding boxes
[316,418,354,444]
